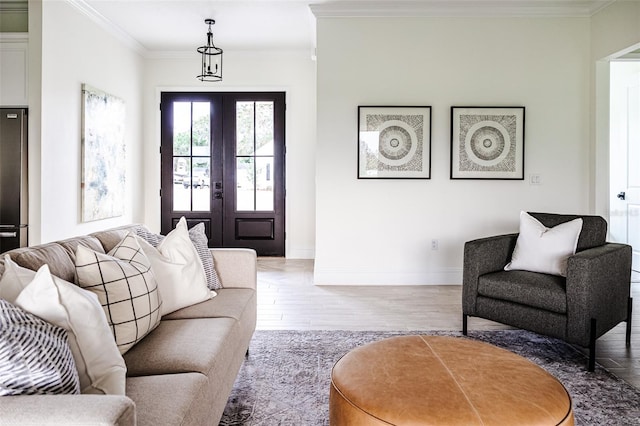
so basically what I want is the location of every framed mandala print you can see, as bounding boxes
[358,106,431,179]
[450,106,525,180]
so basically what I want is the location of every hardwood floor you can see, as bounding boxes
[255,258,640,388]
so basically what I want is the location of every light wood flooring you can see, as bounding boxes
[255,258,640,388]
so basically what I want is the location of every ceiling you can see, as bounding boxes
[6,0,619,55]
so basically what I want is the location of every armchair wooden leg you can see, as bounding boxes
[589,318,597,372]
[462,314,468,336]
[626,297,633,347]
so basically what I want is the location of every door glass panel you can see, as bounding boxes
[237,157,255,211]
[192,102,211,156]
[256,157,274,211]
[173,157,191,211]
[256,102,274,155]
[173,102,191,156]
[172,101,211,212]
[235,101,275,212]
[236,102,255,155]
[191,157,211,211]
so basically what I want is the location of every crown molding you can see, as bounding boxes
[65,0,148,55]
[145,48,314,60]
[310,1,616,18]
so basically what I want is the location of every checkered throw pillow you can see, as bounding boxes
[0,299,80,396]
[75,232,162,354]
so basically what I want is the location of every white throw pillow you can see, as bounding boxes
[10,261,126,395]
[135,223,222,290]
[75,232,162,354]
[136,237,215,315]
[141,217,213,315]
[504,211,583,277]
[0,255,35,303]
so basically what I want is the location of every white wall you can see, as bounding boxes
[36,1,144,243]
[314,17,591,285]
[142,50,317,258]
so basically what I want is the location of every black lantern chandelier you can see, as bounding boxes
[197,19,223,82]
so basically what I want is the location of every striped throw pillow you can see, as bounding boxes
[188,223,222,290]
[0,299,80,396]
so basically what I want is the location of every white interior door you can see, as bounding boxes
[610,61,640,272]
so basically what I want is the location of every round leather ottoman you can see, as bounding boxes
[329,335,574,425]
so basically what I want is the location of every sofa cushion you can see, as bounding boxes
[478,270,567,314]
[75,233,162,354]
[0,299,80,396]
[123,317,238,377]
[126,373,210,426]
[90,225,140,253]
[57,236,105,262]
[162,288,255,321]
[4,243,77,283]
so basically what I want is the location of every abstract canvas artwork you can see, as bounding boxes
[358,106,431,179]
[81,84,126,221]
[450,106,525,180]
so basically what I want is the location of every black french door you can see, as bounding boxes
[160,92,285,256]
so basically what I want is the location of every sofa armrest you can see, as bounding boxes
[0,394,135,425]
[565,242,632,346]
[211,248,257,290]
[462,233,518,314]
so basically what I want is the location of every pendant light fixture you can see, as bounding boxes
[197,19,223,82]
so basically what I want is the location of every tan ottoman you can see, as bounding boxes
[330,335,574,425]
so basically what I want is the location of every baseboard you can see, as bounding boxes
[313,267,462,286]
[286,248,315,259]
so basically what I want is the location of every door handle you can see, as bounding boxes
[0,232,17,238]
[214,192,223,199]
[617,191,626,200]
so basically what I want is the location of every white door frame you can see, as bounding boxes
[609,60,640,272]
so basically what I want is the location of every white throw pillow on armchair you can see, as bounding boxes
[504,211,583,277]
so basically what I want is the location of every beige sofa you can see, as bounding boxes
[0,225,257,426]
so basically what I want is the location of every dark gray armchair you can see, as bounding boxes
[462,212,633,371]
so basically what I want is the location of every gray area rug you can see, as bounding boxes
[220,330,640,425]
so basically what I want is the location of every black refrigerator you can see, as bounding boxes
[0,108,28,253]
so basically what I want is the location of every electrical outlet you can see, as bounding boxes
[431,239,439,250]
[530,174,542,185]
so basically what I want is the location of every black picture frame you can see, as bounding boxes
[450,106,525,180]
[358,106,432,179]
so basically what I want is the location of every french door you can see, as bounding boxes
[160,92,285,256]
